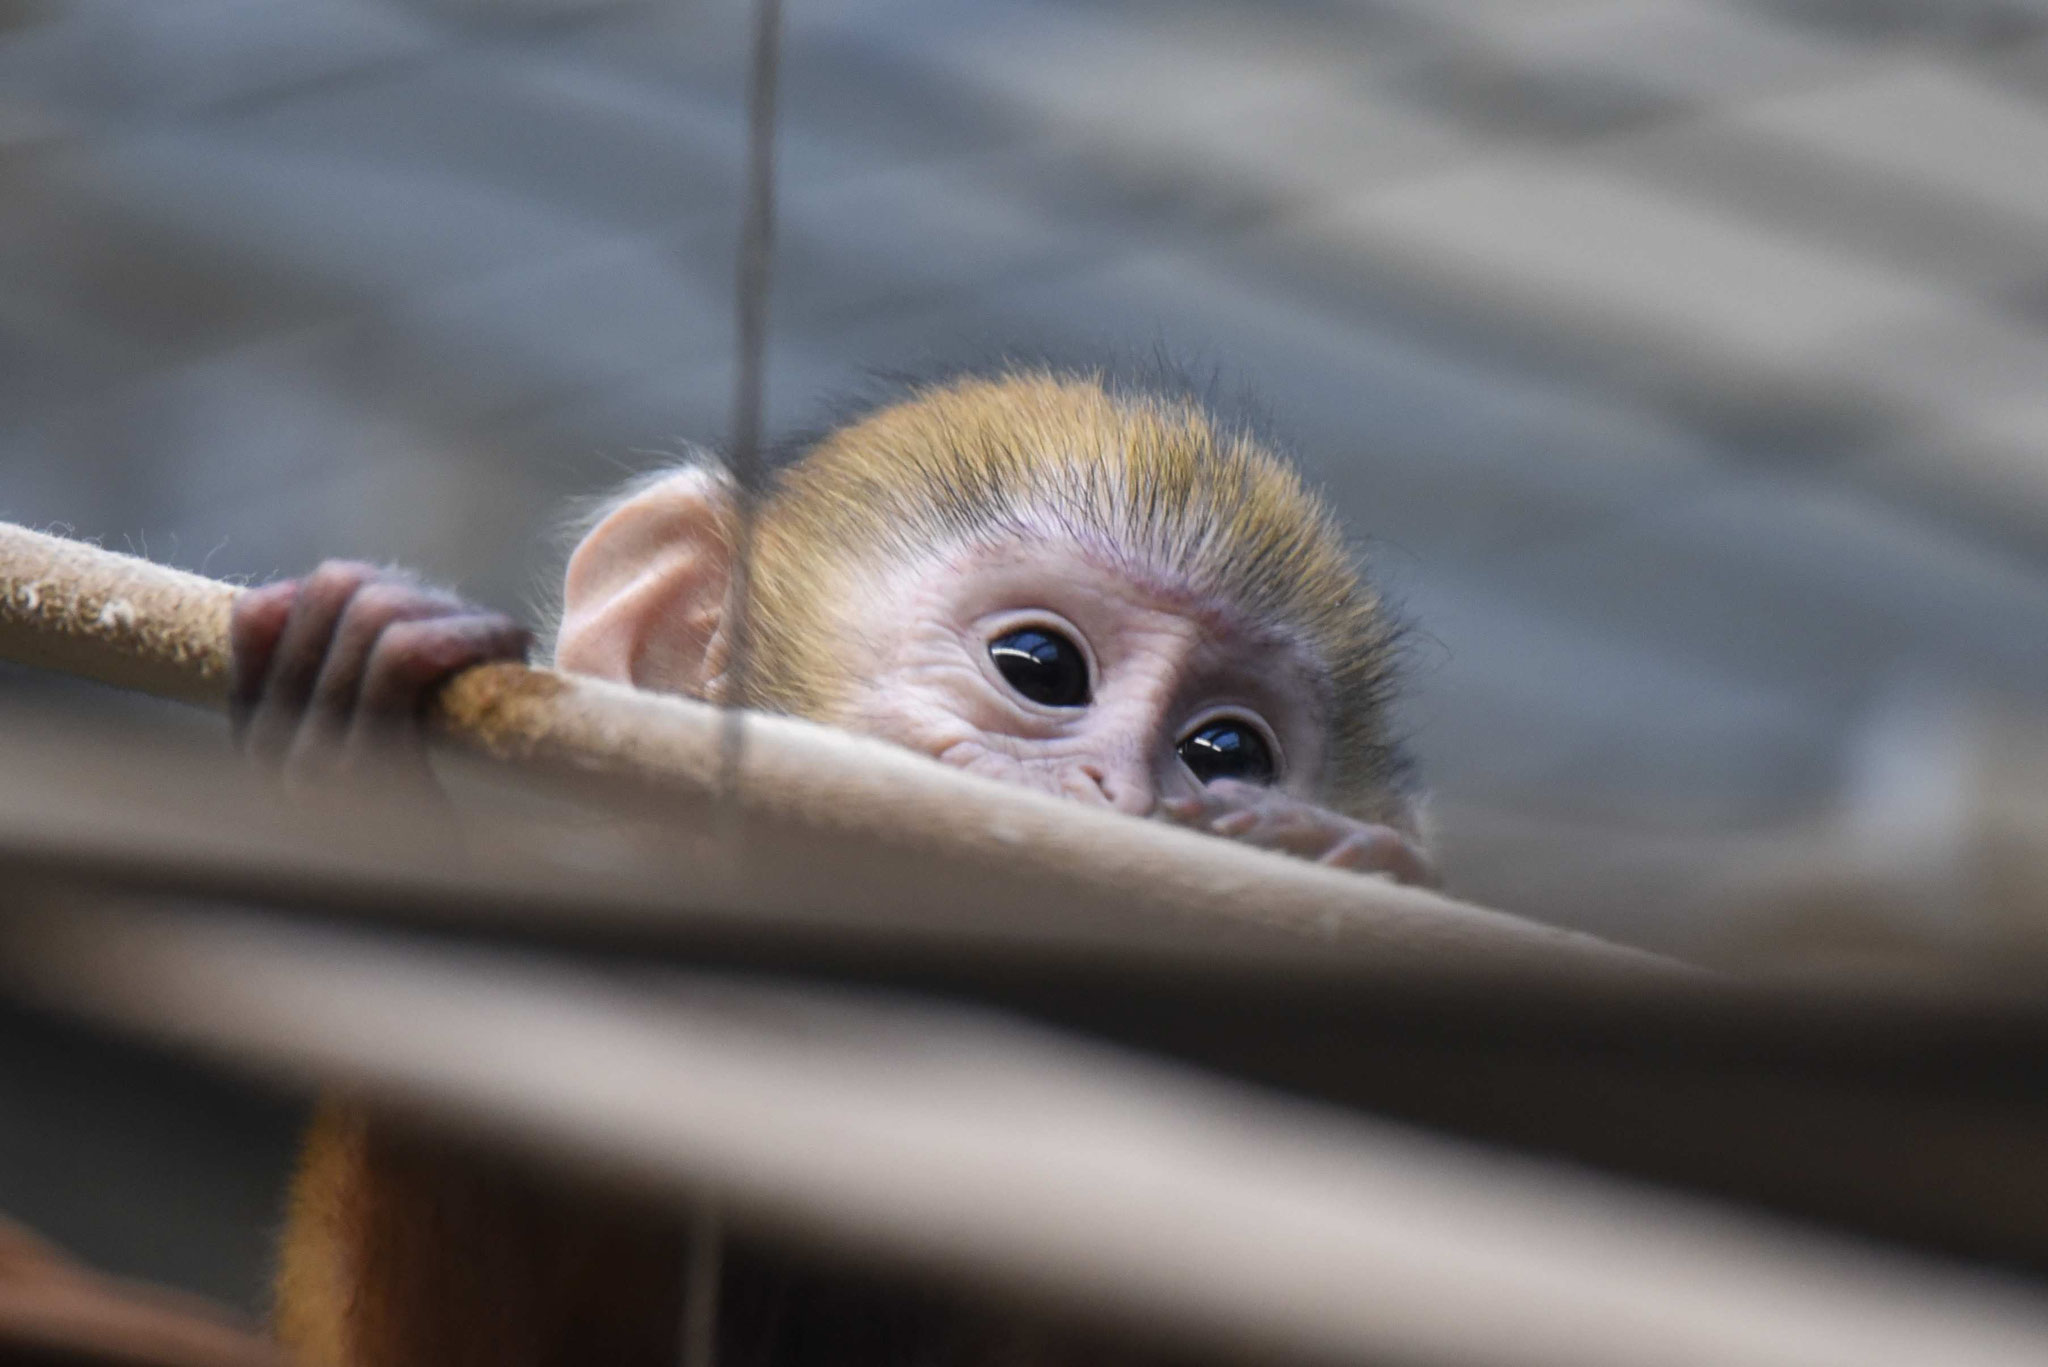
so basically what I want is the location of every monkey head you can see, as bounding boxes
[556,373,1425,872]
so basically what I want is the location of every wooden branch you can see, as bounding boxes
[0,523,235,707]
[0,520,1681,982]
[4,896,2045,1367]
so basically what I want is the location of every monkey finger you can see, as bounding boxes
[1209,809,1261,838]
[349,613,532,746]
[290,614,522,798]
[241,561,382,763]
[303,580,466,750]
[283,592,465,791]
[1159,794,1251,833]
[1265,821,1349,863]
[228,579,300,736]
[1157,794,1221,827]
[1322,827,1440,888]
[1201,778,1271,807]
[1204,805,1335,860]
[1160,780,1273,823]
[1163,789,1320,854]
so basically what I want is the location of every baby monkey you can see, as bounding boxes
[246,372,1433,1367]
[233,371,1432,882]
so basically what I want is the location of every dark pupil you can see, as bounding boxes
[989,628,1090,707]
[1178,721,1275,785]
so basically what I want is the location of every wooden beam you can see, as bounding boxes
[6,896,2048,1367]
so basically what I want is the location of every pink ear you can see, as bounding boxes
[555,464,735,694]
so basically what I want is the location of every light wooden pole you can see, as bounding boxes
[0,519,1680,981]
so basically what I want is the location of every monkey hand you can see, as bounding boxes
[1160,780,1439,887]
[229,561,531,794]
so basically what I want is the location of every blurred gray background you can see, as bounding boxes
[9,0,2048,1316]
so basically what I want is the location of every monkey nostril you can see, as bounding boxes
[1077,762,1152,816]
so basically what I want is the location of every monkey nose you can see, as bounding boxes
[1073,760,1155,816]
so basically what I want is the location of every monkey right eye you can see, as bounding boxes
[988,627,1091,708]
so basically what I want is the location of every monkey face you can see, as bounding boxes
[820,532,1331,819]
[553,421,1420,860]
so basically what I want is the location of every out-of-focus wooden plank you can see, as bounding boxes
[8,897,2048,1367]
[17,670,2048,1270]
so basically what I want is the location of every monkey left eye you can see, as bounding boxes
[988,627,1091,708]
[1178,719,1276,786]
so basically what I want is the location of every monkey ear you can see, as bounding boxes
[555,463,736,695]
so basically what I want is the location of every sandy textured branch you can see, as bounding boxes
[0,520,1680,980]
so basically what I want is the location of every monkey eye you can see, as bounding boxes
[988,627,1091,708]
[1178,718,1276,786]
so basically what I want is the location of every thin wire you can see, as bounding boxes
[718,0,785,802]
[695,2,783,1359]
